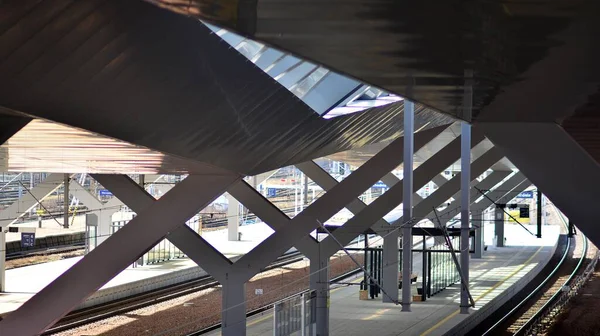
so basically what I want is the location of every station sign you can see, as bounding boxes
[373,181,388,189]
[517,191,533,199]
[267,188,278,197]
[99,189,113,197]
[21,232,35,248]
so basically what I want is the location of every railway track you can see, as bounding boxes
[43,251,306,335]
[6,244,85,261]
[474,203,594,336]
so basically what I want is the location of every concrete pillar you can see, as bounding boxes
[382,231,399,303]
[63,174,70,229]
[495,206,505,247]
[310,253,330,336]
[222,278,247,336]
[460,122,471,314]
[401,99,414,311]
[473,211,483,259]
[227,194,240,241]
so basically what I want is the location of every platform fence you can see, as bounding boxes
[109,215,200,266]
[273,290,316,336]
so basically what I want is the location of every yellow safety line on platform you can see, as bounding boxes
[246,276,363,328]
[363,308,391,321]
[420,245,544,336]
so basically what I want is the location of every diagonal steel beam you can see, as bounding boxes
[93,175,233,282]
[298,125,446,235]
[427,170,511,224]
[227,180,318,258]
[493,180,532,207]
[68,180,103,209]
[0,172,240,336]
[320,130,486,258]
[390,147,504,226]
[229,126,450,281]
[471,173,528,212]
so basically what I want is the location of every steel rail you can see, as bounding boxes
[43,251,305,335]
[481,204,587,336]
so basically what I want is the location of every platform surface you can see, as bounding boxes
[206,223,561,336]
[0,222,277,316]
[0,221,560,336]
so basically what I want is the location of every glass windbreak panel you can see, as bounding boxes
[276,62,318,88]
[266,55,301,77]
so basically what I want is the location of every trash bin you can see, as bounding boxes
[359,280,369,300]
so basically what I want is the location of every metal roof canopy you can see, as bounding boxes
[0,0,453,175]
[148,0,598,123]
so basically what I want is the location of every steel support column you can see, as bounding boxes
[0,173,239,336]
[460,122,471,314]
[495,206,505,247]
[473,211,483,258]
[222,276,247,336]
[310,249,330,336]
[400,100,414,310]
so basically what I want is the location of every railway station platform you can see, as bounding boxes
[0,222,281,317]
[206,223,561,336]
[0,220,560,336]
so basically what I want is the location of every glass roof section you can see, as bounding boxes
[205,22,402,118]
